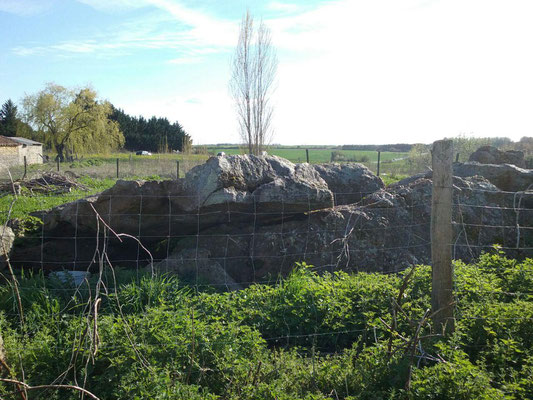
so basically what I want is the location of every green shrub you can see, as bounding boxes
[1,253,532,398]
[409,350,505,399]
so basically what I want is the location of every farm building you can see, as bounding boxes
[0,136,43,168]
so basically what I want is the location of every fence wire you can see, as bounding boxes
[0,179,532,399]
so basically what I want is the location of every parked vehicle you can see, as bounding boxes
[135,150,152,156]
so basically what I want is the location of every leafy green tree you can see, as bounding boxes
[406,143,431,173]
[0,99,20,137]
[517,136,533,154]
[22,83,124,160]
[448,134,513,162]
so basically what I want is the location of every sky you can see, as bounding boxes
[1,0,533,145]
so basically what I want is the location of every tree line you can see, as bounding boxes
[0,83,192,160]
[110,107,191,153]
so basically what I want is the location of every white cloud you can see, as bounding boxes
[115,91,237,145]
[263,0,533,144]
[266,2,302,14]
[14,0,237,64]
[0,0,55,16]
[145,0,237,47]
[167,56,202,65]
[76,0,150,12]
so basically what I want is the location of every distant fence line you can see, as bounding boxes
[0,156,207,182]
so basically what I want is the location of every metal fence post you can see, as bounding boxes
[116,158,119,179]
[377,151,381,176]
[431,139,454,334]
[306,149,310,163]
[176,160,180,179]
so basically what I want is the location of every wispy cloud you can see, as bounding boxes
[266,2,304,14]
[145,0,236,47]
[0,0,56,16]
[76,0,150,12]
[12,0,237,63]
[11,29,192,58]
[9,0,367,65]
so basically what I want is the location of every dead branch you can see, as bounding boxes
[0,172,88,195]
[0,378,100,400]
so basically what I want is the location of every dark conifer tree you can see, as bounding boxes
[110,106,191,152]
[0,99,19,137]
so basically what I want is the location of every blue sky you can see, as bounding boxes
[2,0,533,145]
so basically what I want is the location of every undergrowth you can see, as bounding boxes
[0,252,531,399]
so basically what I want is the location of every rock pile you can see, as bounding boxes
[7,155,533,286]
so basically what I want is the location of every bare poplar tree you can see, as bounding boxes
[230,11,277,155]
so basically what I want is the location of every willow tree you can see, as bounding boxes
[22,83,124,160]
[230,11,277,155]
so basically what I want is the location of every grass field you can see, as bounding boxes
[1,153,208,182]
[1,146,418,184]
[0,177,117,225]
[208,146,408,164]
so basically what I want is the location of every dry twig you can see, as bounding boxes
[0,378,100,400]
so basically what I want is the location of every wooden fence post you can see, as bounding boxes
[377,151,381,176]
[116,158,119,179]
[56,158,60,172]
[176,160,180,179]
[431,139,454,334]
[306,149,310,163]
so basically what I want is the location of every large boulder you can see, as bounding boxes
[42,179,183,238]
[41,155,334,241]
[469,145,526,168]
[312,163,384,205]
[0,226,15,271]
[153,175,532,284]
[183,154,334,214]
[454,162,533,192]
[15,155,337,270]
[394,162,533,193]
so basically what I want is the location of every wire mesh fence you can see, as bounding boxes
[0,156,208,182]
[2,185,532,297]
[0,157,532,398]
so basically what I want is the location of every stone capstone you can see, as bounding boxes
[312,162,384,205]
[469,145,526,168]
